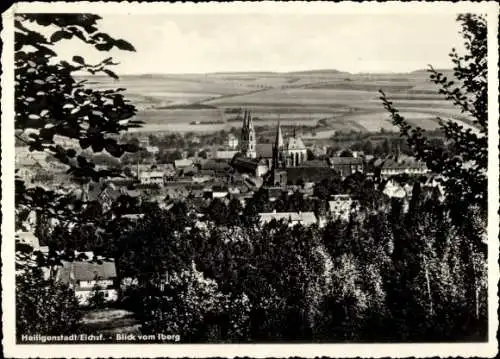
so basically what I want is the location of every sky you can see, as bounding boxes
[52,13,465,75]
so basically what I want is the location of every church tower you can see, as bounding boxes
[239,110,257,158]
[270,120,287,186]
[272,120,284,169]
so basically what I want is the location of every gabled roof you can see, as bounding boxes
[329,157,363,165]
[287,137,306,150]
[201,159,232,172]
[232,156,259,171]
[174,159,194,169]
[299,160,330,168]
[59,260,117,283]
[380,158,427,170]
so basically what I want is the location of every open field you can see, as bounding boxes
[82,69,476,137]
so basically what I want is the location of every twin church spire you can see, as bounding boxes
[240,109,306,168]
[240,110,256,158]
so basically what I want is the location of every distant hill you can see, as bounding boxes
[286,69,349,76]
[410,68,454,75]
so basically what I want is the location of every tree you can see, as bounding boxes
[361,140,374,154]
[15,13,141,335]
[16,14,140,186]
[15,14,142,241]
[339,149,354,157]
[227,198,243,226]
[381,138,392,155]
[88,282,106,309]
[139,265,227,342]
[380,13,487,241]
[16,268,82,337]
[207,198,229,226]
[379,18,488,334]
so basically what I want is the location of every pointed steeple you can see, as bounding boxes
[242,110,248,129]
[247,110,254,132]
[275,119,284,149]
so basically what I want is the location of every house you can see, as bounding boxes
[174,158,194,170]
[226,133,239,150]
[381,161,428,177]
[16,231,40,251]
[212,185,229,199]
[57,260,119,306]
[15,146,48,167]
[192,175,213,184]
[258,211,318,227]
[328,194,359,222]
[214,149,239,160]
[231,155,269,178]
[145,145,159,155]
[376,155,428,178]
[139,171,164,185]
[263,186,286,202]
[328,157,364,177]
[69,182,125,212]
[201,159,232,176]
[241,174,264,191]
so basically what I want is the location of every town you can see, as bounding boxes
[15,108,444,334]
[11,9,489,347]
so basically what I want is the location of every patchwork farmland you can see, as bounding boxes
[82,69,474,137]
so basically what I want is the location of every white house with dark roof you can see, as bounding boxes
[174,158,194,169]
[378,155,429,177]
[258,211,318,227]
[57,260,118,306]
[139,170,164,185]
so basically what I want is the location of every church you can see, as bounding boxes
[232,110,323,185]
[237,109,307,167]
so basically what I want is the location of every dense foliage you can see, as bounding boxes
[15,13,488,343]
[14,13,141,335]
[16,268,82,338]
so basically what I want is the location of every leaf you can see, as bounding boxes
[114,39,136,52]
[79,138,91,150]
[66,149,77,158]
[103,69,119,80]
[91,139,104,152]
[123,143,139,153]
[95,42,114,51]
[50,30,71,43]
[72,56,85,65]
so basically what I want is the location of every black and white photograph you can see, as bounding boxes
[2,2,499,358]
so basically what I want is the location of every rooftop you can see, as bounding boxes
[174,159,194,168]
[287,137,306,150]
[329,157,363,165]
[58,260,117,283]
[259,211,317,226]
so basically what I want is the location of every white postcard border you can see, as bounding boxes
[2,2,499,358]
